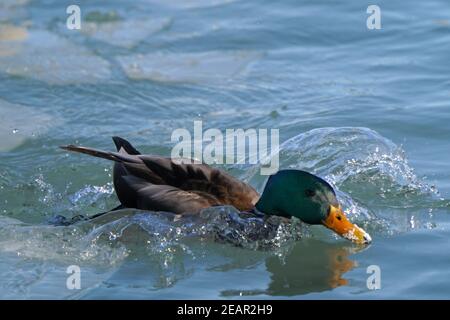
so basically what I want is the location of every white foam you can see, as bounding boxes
[145,0,237,9]
[82,18,171,48]
[0,29,111,85]
[117,51,260,84]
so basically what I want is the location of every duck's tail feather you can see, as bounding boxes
[60,144,142,164]
[112,136,141,155]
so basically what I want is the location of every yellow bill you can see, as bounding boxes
[322,205,372,245]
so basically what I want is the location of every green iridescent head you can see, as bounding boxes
[255,170,371,244]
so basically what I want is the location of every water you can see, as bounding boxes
[0,0,449,299]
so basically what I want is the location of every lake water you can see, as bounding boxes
[0,0,449,299]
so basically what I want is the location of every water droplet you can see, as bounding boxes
[109,232,118,241]
[409,215,415,229]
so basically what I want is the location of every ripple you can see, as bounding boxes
[116,51,261,84]
[144,0,238,10]
[80,16,171,48]
[0,29,111,85]
[0,99,56,151]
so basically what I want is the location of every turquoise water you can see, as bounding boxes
[1,0,450,299]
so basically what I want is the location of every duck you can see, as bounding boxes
[60,136,371,244]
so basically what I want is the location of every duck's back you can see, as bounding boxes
[112,137,260,215]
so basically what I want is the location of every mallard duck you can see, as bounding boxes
[60,137,371,244]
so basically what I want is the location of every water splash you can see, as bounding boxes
[84,206,309,251]
[273,127,437,195]
[0,127,445,275]
[242,127,443,234]
[198,206,309,249]
[1,172,116,223]
[0,216,128,265]
[68,183,114,208]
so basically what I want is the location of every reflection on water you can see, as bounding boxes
[76,237,361,298]
[266,241,360,295]
[221,240,361,297]
[0,0,449,299]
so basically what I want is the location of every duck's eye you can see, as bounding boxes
[305,189,316,197]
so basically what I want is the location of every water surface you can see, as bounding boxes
[0,0,449,299]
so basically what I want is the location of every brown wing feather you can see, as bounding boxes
[114,156,260,214]
[62,138,260,215]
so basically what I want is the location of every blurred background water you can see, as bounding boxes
[0,0,449,299]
